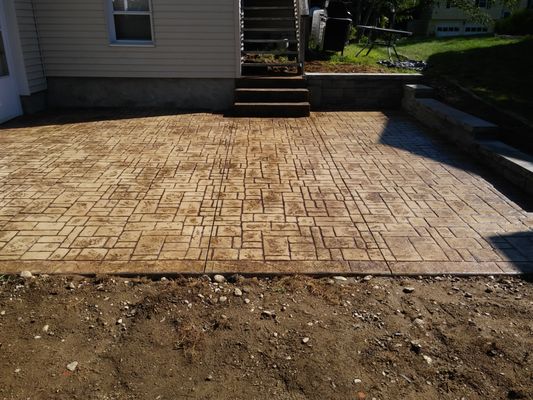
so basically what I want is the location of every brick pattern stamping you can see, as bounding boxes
[0,111,531,274]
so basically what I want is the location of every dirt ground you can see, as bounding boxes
[1,274,532,400]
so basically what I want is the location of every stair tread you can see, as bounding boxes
[236,88,308,92]
[242,50,299,55]
[243,7,294,9]
[244,39,298,43]
[242,62,300,66]
[243,28,297,32]
[235,102,310,106]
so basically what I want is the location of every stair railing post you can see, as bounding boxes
[298,0,309,74]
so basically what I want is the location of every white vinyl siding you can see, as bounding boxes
[14,0,47,93]
[32,0,238,78]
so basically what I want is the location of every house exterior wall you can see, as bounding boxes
[13,0,46,93]
[31,0,239,79]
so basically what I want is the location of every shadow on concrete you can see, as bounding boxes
[489,231,533,275]
[0,108,225,130]
[378,112,533,212]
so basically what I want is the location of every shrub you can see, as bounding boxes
[495,9,533,36]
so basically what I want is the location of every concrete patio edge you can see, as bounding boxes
[0,260,530,276]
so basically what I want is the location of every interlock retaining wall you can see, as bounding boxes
[306,73,422,110]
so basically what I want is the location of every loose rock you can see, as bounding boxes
[20,271,33,279]
[213,275,226,284]
[66,361,78,372]
[403,287,415,294]
[219,296,228,303]
[234,288,243,297]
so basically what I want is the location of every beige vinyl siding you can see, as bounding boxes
[32,0,238,78]
[14,0,47,93]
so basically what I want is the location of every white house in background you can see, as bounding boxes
[411,0,532,37]
[0,0,308,122]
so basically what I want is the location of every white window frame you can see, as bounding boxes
[106,0,155,47]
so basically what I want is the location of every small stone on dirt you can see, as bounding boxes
[353,379,362,384]
[403,287,415,293]
[213,275,225,283]
[42,325,49,333]
[0,310,5,316]
[206,374,213,381]
[66,361,78,372]
[413,318,425,327]
[20,271,33,279]
[219,296,228,303]
[234,288,243,297]
[333,276,347,281]
[261,310,276,320]
[422,355,433,364]
[302,337,310,344]
[363,275,373,281]
[410,341,422,354]
[244,298,250,304]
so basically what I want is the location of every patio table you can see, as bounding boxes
[355,25,412,61]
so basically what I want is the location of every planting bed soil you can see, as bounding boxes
[0,274,532,400]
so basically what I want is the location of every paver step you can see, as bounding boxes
[236,76,306,88]
[235,88,309,103]
[476,139,533,196]
[233,102,310,117]
[415,98,498,136]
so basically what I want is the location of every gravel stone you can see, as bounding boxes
[66,361,78,372]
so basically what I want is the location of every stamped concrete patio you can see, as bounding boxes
[0,110,531,275]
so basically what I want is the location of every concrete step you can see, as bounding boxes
[235,88,309,103]
[236,76,306,88]
[234,102,310,117]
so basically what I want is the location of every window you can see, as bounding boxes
[108,0,153,44]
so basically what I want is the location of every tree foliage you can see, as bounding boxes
[348,0,521,27]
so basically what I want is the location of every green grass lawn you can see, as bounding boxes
[320,35,533,124]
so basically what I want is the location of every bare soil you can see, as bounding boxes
[1,274,532,400]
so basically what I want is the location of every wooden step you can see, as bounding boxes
[235,88,309,103]
[242,50,299,56]
[234,102,310,117]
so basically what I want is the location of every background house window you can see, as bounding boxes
[108,0,153,43]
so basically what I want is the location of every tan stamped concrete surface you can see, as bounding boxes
[0,110,531,275]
